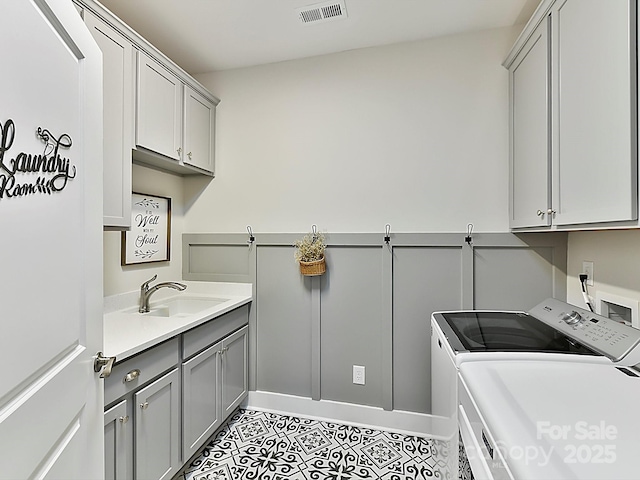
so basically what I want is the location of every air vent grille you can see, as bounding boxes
[322,4,343,19]
[300,8,323,23]
[297,1,347,25]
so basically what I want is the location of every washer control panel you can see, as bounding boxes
[529,298,640,363]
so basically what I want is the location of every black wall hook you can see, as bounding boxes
[465,223,474,245]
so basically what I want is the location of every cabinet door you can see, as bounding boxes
[104,400,131,480]
[509,17,550,229]
[184,85,215,174]
[84,10,133,229]
[221,326,248,417]
[136,51,183,161]
[182,341,222,460]
[134,368,180,480]
[552,0,637,226]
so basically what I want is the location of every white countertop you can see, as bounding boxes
[104,281,252,361]
[460,360,640,480]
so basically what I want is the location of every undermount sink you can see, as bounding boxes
[125,296,228,318]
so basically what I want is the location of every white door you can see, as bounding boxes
[0,1,103,478]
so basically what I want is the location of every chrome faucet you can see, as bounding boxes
[139,274,187,313]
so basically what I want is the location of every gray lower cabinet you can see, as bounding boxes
[104,337,180,480]
[182,341,222,459]
[222,326,249,417]
[135,368,181,480]
[182,320,249,460]
[182,306,249,461]
[104,305,250,479]
[104,400,130,480]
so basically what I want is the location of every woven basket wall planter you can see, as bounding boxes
[299,256,326,276]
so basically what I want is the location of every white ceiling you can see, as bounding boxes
[97,0,539,74]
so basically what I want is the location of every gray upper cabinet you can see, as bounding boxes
[551,0,636,227]
[509,18,550,229]
[135,52,217,175]
[82,9,133,229]
[184,85,216,174]
[505,0,637,230]
[76,0,219,187]
[136,52,183,163]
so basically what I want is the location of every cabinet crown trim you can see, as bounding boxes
[503,0,555,68]
[75,0,219,105]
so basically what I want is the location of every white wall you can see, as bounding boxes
[567,230,640,320]
[188,26,521,234]
[103,26,522,296]
[103,164,185,296]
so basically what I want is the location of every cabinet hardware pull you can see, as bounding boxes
[140,402,149,410]
[547,209,556,215]
[94,352,116,378]
[119,416,129,424]
[177,147,182,156]
[187,152,192,160]
[123,369,141,383]
[536,210,545,217]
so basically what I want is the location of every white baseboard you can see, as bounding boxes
[243,391,456,440]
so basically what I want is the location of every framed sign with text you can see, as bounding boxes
[121,193,171,265]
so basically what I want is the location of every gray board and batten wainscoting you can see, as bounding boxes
[182,232,567,435]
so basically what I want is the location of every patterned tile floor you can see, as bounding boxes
[175,409,452,480]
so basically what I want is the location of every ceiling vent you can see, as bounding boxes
[296,1,348,25]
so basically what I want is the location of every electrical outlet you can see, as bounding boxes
[353,365,365,385]
[582,261,594,287]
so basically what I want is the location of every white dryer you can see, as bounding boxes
[459,360,640,479]
[431,297,640,479]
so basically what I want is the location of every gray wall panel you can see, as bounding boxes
[256,246,313,397]
[183,234,252,282]
[183,232,568,415]
[189,244,249,275]
[320,246,384,408]
[474,246,555,310]
[392,247,463,414]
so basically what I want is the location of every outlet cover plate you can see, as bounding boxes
[582,261,594,286]
[353,365,365,385]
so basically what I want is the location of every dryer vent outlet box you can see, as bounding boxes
[297,1,348,25]
[595,291,639,328]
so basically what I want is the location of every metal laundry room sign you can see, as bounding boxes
[0,118,76,199]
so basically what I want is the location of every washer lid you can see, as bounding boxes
[433,310,597,355]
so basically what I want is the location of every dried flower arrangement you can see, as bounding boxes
[294,230,327,276]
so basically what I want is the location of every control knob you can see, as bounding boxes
[561,310,582,325]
